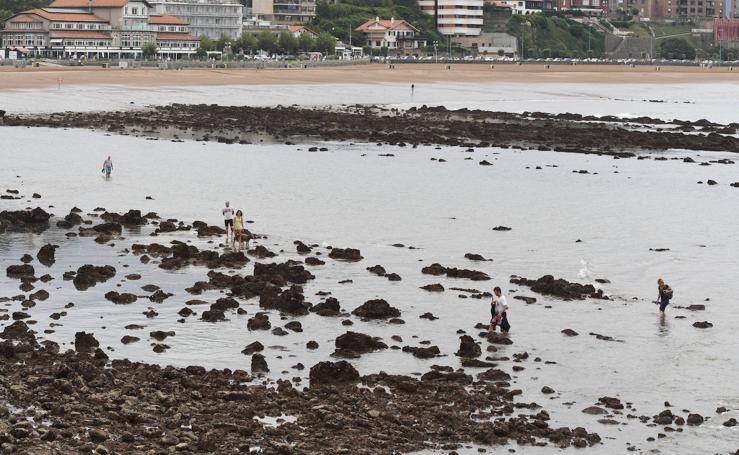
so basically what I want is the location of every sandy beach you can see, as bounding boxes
[1,63,738,89]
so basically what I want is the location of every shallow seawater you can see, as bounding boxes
[2,80,738,123]
[1,86,739,455]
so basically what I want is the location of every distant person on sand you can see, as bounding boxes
[411,83,415,94]
[102,156,113,177]
[657,278,673,316]
[232,210,248,250]
[222,201,234,239]
[489,286,510,333]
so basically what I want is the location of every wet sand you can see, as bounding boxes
[1,63,738,89]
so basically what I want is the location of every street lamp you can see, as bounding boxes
[520,21,530,62]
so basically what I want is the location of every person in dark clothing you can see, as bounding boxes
[657,278,672,316]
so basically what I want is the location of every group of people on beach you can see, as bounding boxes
[222,201,249,250]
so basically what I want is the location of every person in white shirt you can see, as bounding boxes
[489,286,510,333]
[222,201,234,239]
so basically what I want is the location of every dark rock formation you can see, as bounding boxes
[351,299,401,319]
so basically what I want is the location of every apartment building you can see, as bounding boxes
[251,0,316,25]
[0,0,199,58]
[418,0,484,37]
[150,0,243,39]
[635,0,726,19]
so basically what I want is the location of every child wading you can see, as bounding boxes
[657,278,673,316]
[489,286,510,333]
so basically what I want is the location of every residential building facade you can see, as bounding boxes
[714,17,739,38]
[418,0,484,37]
[150,0,244,39]
[251,0,316,25]
[355,17,426,53]
[634,0,726,19]
[0,0,199,58]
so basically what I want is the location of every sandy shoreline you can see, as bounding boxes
[1,63,737,89]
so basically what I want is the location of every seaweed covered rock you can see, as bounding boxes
[309,360,359,386]
[510,275,605,300]
[73,265,116,290]
[351,299,401,319]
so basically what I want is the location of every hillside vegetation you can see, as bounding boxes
[507,14,605,58]
[1,0,50,27]
[313,0,441,47]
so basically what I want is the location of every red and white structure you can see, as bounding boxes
[355,17,426,52]
[1,0,199,58]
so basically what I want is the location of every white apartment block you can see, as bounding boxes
[151,0,244,39]
[251,0,316,25]
[418,0,483,37]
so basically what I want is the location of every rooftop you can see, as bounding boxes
[22,8,109,22]
[355,17,418,33]
[148,14,187,24]
[49,0,132,7]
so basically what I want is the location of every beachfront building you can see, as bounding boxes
[453,32,517,55]
[149,0,244,39]
[354,17,426,53]
[0,0,199,58]
[241,16,317,39]
[250,0,316,25]
[417,0,483,37]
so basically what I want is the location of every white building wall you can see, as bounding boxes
[418,0,483,37]
[152,0,244,39]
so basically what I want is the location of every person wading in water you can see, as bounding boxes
[102,156,113,178]
[489,286,510,333]
[657,278,673,317]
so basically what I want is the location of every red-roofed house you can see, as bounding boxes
[354,17,425,54]
[287,25,318,38]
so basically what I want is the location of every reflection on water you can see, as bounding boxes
[658,312,670,336]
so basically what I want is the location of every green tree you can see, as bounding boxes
[234,32,257,54]
[141,42,157,59]
[659,37,695,60]
[215,32,231,51]
[298,32,315,53]
[194,47,207,59]
[0,9,13,29]
[199,35,215,51]
[257,30,278,54]
[314,31,336,55]
[278,31,298,55]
